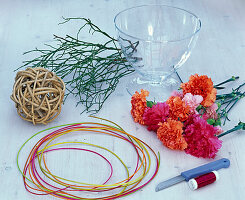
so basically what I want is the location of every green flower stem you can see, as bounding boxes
[215,86,226,90]
[172,67,183,83]
[219,91,244,115]
[220,99,237,125]
[218,126,240,138]
[226,94,244,112]
[214,76,239,87]
[221,96,240,105]
[234,82,245,92]
[217,89,244,125]
[217,122,245,138]
[216,91,243,100]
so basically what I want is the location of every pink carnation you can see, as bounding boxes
[203,103,218,120]
[215,126,224,135]
[184,115,222,158]
[183,93,203,114]
[143,102,169,131]
[171,90,183,99]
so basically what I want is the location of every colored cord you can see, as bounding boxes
[17,117,160,199]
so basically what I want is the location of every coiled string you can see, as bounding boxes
[17,117,160,199]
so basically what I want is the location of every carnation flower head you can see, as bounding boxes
[203,103,219,120]
[131,89,149,125]
[171,90,184,99]
[181,74,217,107]
[184,115,222,158]
[184,114,201,128]
[143,102,169,131]
[166,96,190,122]
[183,93,203,114]
[157,119,187,150]
[215,126,224,135]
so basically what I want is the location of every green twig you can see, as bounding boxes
[17,17,135,113]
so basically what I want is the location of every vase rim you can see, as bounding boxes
[114,4,201,43]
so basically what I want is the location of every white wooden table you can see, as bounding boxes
[0,0,245,199]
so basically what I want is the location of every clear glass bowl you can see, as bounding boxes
[114,5,201,99]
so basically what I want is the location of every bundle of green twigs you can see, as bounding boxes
[17,17,134,113]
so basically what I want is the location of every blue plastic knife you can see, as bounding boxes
[155,158,230,192]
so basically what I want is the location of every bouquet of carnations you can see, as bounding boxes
[131,74,245,159]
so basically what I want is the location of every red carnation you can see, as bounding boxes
[143,102,169,131]
[184,115,222,158]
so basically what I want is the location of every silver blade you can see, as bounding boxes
[155,175,185,192]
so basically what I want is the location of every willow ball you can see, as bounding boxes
[11,67,65,125]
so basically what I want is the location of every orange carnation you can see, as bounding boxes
[131,89,149,124]
[181,74,217,107]
[166,96,190,121]
[157,119,187,150]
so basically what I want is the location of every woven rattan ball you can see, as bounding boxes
[11,67,65,125]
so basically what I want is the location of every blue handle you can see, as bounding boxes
[181,158,230,181]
